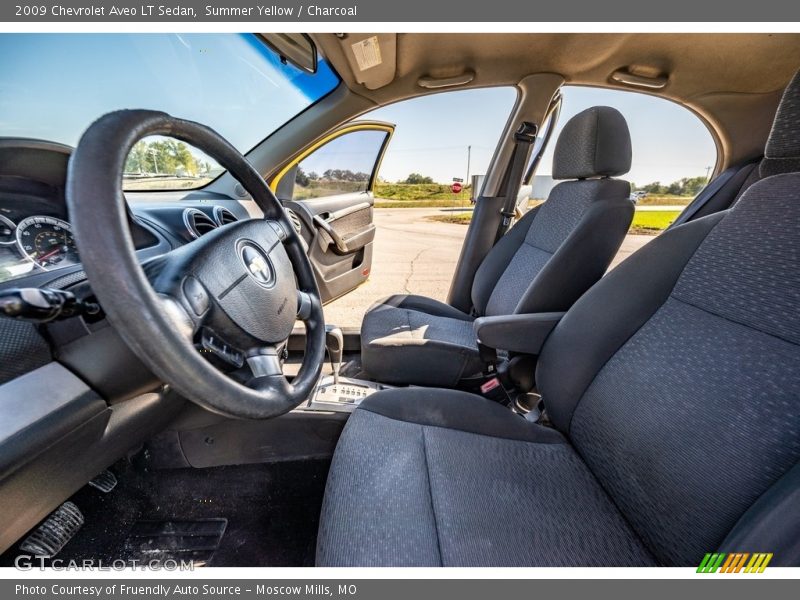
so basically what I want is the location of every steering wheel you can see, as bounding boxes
[66,110,326,419]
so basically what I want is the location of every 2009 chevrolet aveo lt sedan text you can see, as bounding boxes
[0,32,798,567]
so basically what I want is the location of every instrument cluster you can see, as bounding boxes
[0,205,80,284]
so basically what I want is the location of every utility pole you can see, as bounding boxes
[150,148,160,175]
[705,165,711,182]
[464,145,471,210]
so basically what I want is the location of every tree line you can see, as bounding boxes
[393,173,709,196]
[295,166,371,187]
[633,176,709,197]
[125,139,211,177]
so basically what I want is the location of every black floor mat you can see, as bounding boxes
[0,458,331,567]
[123,519,228,566]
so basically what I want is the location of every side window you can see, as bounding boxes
[291,129,389,200]
[364,87,518,206]
[529,86,718,238]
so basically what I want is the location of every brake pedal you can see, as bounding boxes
[88,469,118,493]
[19,501,84,557]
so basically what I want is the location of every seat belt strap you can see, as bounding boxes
[669,161,757,229]
[495,121,538,242]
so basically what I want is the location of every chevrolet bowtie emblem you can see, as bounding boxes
[240,242,274,287]
[248,255,268,277]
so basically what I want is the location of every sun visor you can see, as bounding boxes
[337,33,397,90]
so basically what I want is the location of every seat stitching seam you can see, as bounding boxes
[669,295,800,347]
[358,406,567,445]
[421,426,444,566]
[521,238,554,255]
[371,337,479,352]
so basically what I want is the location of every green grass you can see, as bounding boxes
[373,182,474,208]
[371,183,693,209]
[428,209,682,236]
[629,210,681,234]
[375,199,473,208]
[375,182,471,200]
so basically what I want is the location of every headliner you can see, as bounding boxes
[313,33,800,165]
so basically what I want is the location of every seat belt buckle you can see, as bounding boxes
[499,209,516,227]
[480,376,512,406]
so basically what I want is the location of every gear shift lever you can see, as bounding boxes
[312,324,387,410]
[325,325,344,386]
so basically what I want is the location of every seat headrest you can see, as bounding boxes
[761,70,800,178]
[552,106,632,180]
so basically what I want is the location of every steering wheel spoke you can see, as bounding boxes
[156,293,199,343]
[245,344,285,377]
[296,290,314,321]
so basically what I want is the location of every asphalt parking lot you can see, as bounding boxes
[323,207,653,328]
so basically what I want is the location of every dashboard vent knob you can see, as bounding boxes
[183,208,218,239]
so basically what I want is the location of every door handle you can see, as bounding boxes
[312,214,349,253]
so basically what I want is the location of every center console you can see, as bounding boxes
[306,375,388,412]
[298,324,392,413]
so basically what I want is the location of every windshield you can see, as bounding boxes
[0,33,340,190]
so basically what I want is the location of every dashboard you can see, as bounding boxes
[0,136,257,392]
[0,138,254,292]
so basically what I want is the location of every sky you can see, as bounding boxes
[0,33,717,189]
[0,33,337,151]
[367,86,718,187]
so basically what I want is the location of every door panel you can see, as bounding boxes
[284,193,376,302]
[271,122,393,303]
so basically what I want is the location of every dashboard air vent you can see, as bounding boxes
[183,209,218,239]
[213,206,239,226]
[285,208,303,234]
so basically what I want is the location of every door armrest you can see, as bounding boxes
[474,312,566,355]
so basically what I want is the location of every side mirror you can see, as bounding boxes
[259,33,318,74]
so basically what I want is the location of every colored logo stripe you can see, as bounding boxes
[745,553,773,573]
[697,553,726,573]
[697,552,773,573]
[720,553,749,573]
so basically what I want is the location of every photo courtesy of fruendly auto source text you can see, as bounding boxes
[0,0,798,597]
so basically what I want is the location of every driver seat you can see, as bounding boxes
[315,74,800,566]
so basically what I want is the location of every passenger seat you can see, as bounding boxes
[360,106,635,387]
